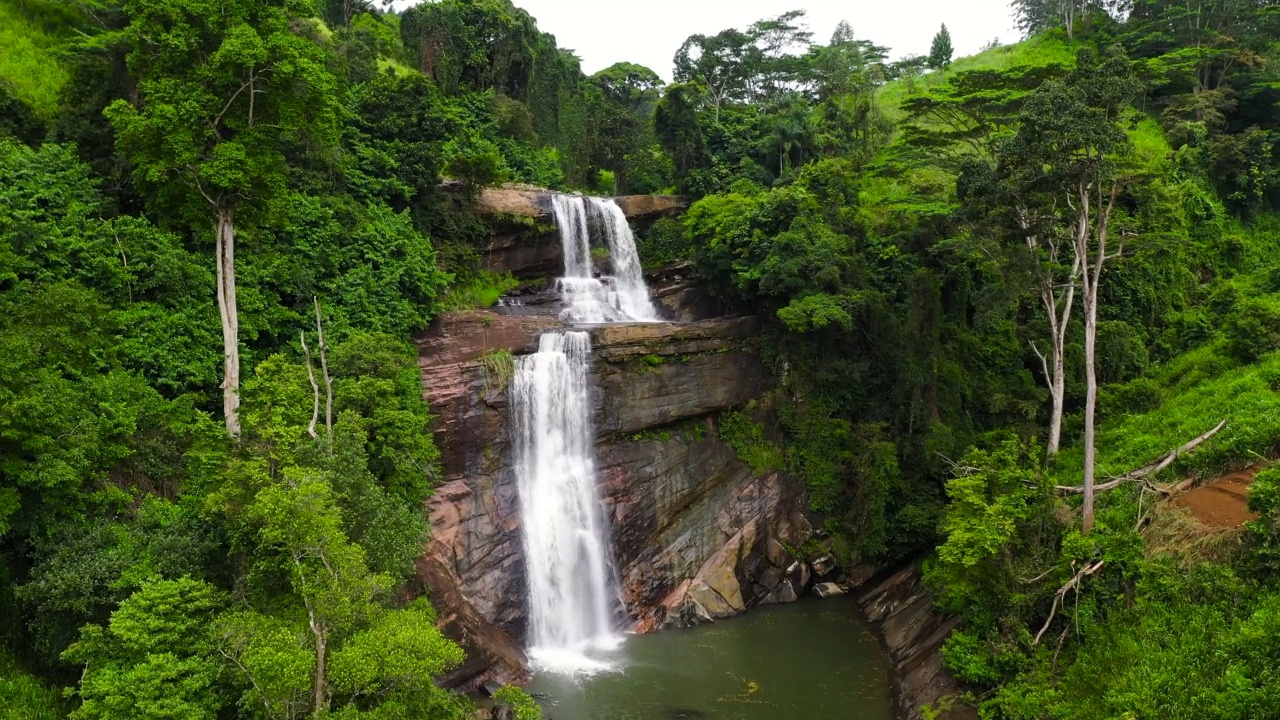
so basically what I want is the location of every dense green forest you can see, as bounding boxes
[2,0,1280,717]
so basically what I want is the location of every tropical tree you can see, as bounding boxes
[107,0,341,436]
[1008,47,1140,530]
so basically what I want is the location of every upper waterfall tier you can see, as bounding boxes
[550,195,659,324]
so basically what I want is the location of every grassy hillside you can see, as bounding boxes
[0,0,72,119]
[878,31,1079,118]
[0,650,64,720]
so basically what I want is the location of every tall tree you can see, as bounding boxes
[107,0,341,437]
[588,62,664,193]
[1010,48,1139,530]
[1014,0,1101,39]
[928,24,955,69]
[674,28,756,118]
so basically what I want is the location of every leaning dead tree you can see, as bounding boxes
[1056,420,1227,495]
[1033,559,1106,645]
[300,297,335,449]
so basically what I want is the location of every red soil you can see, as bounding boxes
[1171,467,1260,529]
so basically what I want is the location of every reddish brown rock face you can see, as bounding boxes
[414,309,812,689]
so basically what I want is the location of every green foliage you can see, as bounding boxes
[64,578,226,720]
[926,438,1058,625]
[492,687,542,720]
[719,409,783,474]
[107,0,342,224]
[479,349,515,394]
[0,0,71,120]
[634,217,691,268]
[440,271,519,311]
[0,650,65,720]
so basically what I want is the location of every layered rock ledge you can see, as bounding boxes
[470,187,687,278]
[474,185,686,220]
[857,565,974,720]
[414,310,810,689]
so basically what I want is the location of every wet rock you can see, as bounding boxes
[482,681,503,697]
[811,555,837,578]
[845,563,881,591]
[812,582,846,599]
[664,709,708,719]
[858,565,972,720]
[785,560,811,594]
[414,313,811,688]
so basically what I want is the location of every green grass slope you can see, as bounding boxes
[877,31,1079,118]
[0,650,65,720]
[0,0,71,120]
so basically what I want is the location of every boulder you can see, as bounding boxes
[811,555,837,578]
[812,582,846,599]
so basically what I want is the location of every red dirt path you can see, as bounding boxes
[1171,467,1260,529]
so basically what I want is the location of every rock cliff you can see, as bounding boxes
[857,565,973,720]
[414,309,811,689]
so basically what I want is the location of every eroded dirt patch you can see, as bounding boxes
[1171,468,1260,529]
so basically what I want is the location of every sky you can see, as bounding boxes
[393,1,1024,82]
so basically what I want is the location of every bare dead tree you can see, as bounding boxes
[313,297,333,449]
[301,331,320,440]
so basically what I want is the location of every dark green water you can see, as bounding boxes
[526,597,894,720]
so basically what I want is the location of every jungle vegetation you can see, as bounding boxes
[3,0,1280,717]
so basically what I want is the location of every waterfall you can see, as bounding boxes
[513,194,661,675]
[513,331,620,674]
[550,194,658,323]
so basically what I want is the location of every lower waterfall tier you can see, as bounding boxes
[413,312,812,689]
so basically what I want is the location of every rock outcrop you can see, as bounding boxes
[415,307,810,688]
[857,565,974,720]
[471,187,686,279]
[473,185,685,221]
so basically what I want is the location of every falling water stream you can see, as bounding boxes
[549,195,658,324]
[514,194,656,674]
[513,331,620,674]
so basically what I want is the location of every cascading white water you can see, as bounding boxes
[513,194,663,676]
[549,194,658,323]
[588,197,659,322]
[514,331,621,674]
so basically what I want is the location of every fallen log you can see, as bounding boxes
[1056,420,1227,494]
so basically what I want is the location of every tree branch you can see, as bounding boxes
[1057,420,1227,493]
[1033,559,1104,645]
[301,331,320,440]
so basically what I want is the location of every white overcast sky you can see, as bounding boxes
[391,1,1023,81]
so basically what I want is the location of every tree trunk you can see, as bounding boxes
[310,611,327,715]
[1023,206,1079,460]
[1077,182,1118,535]
[1047,339,1066,456]
[215,204,241,437]
[1081,278,1098,533]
